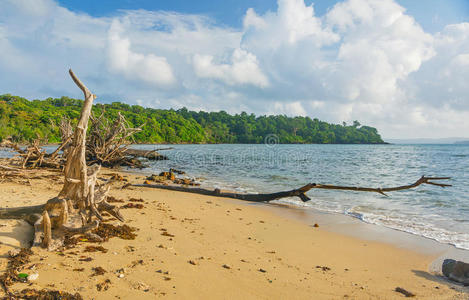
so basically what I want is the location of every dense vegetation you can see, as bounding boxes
[0,94,384,144]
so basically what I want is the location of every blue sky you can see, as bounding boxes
[1,0,469,138]
[57,0,468,32]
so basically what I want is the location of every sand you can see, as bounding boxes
[0,167,467,299]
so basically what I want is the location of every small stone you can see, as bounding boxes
[118,274,125,278]
[28,273,39,281]
[313,223,319,228]
[222,264,231,269]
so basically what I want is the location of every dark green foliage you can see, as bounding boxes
[0,94,384,144]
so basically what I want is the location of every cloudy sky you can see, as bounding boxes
[1,0,468,139]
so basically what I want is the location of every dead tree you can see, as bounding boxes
[0,69,123,250]
[135,176,451,202]
[4,96,156,169]
[86,111,144,167]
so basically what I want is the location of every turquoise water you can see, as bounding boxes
[2,144,468,249]
[131,144,469,250]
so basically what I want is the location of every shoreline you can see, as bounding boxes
[125,165,469,258]
[0,167,468,298]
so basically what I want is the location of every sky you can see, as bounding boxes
[1,0,469,139]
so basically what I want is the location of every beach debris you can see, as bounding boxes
[121,203,144,209]
[27,273,39,281]
[109,173,125,181]
[84,245,108,253]
[129,198,144,202]
[121,183,132,189]
[170,168,185,175]
[73,268,85,272]
[134,176,451,203]
[93,223,137,241]
[394,287,415,297]
[107,196,125,203]
[79,257,93,262]
[8,248,21,258]
[134,281,150,291]
[92,267,107,276]
[259,268,267,273]
[222,264,231,269]
[130,260,144,268]
[316,266,331,271]
[442,259,469,285]
[0,71,131,252]
[145,170,200,186]
[126,245,136,252]
[313,223,319,228]
[96,279,112,291]
[188,260,197,265]
[12,288,83,300]
[0,248,33,290]
[161,230,175,238]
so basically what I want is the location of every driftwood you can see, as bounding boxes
[4,100,155,169]
[0,69,123,250]
[135,176,451,203]
[86,111,144,167]
[123,148,168,160]
[3,140,63,169]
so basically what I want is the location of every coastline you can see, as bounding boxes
[0,167,467,298]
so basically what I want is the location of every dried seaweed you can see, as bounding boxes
[6,288,83,300]
[121,203,144,209]
[84,245,108,253]
[106,196,124,203]
[93,223,137,241]
[128,198,144,202]
[91,267,106,276]
[0,248,33,290]
[96,279,111,291]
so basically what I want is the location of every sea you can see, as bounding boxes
[2,143,469,250]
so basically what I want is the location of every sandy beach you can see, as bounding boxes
[0,167,468,299]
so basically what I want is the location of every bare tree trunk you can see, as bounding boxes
[0,69,124,250]
[135,176,451,203]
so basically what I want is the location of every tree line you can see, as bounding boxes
[0,94,384,144]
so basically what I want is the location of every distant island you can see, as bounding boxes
[387,138,469,144]
[0,94,384,144]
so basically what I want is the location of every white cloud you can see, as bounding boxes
[193,49,269,87]
[107,20,175,86]
[271,101,307,116]
[0,0,468,139]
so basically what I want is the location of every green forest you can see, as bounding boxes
[0,94,384,144]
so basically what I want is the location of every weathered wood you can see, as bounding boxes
[134,176,451,203]
[0,69,124,251]
[123,148,168,160]
[42,210,52,249]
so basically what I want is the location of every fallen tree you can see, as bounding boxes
[134,176,451,203]
[0,69,123,251]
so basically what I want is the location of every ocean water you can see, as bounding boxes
[2,144,468,250]
[130,144,469,250]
